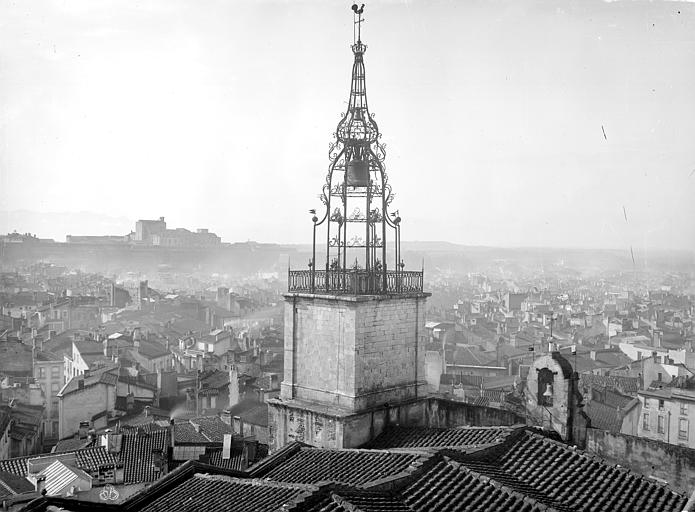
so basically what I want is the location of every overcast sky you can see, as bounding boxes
[1,0,694,251]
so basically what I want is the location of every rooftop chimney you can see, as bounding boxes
[222,434,232,460]
[78,421,90,440]
[168,419,175,449]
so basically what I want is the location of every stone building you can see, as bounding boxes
[268,7,434,451]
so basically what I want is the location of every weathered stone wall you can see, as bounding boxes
[59,383,115,439]
[281,293,428,411]
[353,296,428,409]
[267,396,525,452]
[586,428,695,494]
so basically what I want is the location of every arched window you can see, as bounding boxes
[537,368,555,406]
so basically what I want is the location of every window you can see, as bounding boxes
[51,366,59,378]
[658,400,665,411]
[38,367,46,379]
[681,403,688,416]
[50,383,59,394]
[644,399,650,409]
[643,413,650,431]
[658,416,665,434]
[679,419,689,440]
[657,372,663,382]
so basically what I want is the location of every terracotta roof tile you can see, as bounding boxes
[584,401,624,433]
[461,429,688,512]
[189,416,233,442]
[139,474,317,512]
[365,426,514,450]
[403,458,549,512]
[579,374,640,395]
[119,430,169,483]
[261,448,426,486]
[0,446,115,477]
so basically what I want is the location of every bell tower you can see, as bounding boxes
[268,5,430,451]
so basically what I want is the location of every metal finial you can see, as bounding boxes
[352,4,365,44]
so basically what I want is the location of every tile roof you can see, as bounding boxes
[52,436,94,454]
[0,470,34,498]
[189,416,233,442]
[0,446,116,477]
[138,474,316,512]
[228,401,268,427]
[39,460,92,496]
[584,401,624,433]
[200,370,229,390]
[600,389,637,410]
[119,429,170,483]
[174,422,211,444]
[403,457,548,512]
[58,365,119,396]
[204,446,246,471]
[579,374,641,395]
[456,429,688,511]
[301,488,413,512]
[365,426,514,451]
[260,447,426,486]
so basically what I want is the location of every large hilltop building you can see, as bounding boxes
[65,217,221,247]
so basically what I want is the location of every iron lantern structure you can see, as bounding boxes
[288,5,423,295]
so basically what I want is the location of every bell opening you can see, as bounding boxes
[347,159,369,187]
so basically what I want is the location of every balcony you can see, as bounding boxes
[288,269,424,295]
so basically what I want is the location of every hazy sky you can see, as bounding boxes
[1,0,694,251]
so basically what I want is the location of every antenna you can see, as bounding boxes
[352,4,365,44]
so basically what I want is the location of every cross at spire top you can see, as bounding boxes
[352,3,365,45]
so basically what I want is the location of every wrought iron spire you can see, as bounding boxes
[288,5,422,296]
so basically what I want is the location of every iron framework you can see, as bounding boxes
[289,5,423,296]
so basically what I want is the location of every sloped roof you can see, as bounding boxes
[133,340,170,360]
[23,427,690,512]
[139,474,316,512]
[0,446,116,477]
[258,448,427,486]
[189,416,233,443]
[204,446,246,472]
[365,426,514,450]
[579,374,641,395]
[39,460,92,496]
[228,401,268,428]
[584,401,625,433]
[200,370,229,390]
[0,469,34,498]
[120,429,170,484]
[58,365,119,396]
[401,457,548,512]
[455,428,686,511]
[52,436,94,454]
[174,423,211,444]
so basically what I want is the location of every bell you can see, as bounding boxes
[543,383,553,398]
[347,159,369,187]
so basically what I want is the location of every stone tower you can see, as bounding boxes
[267,6,430,451]
[526,344,588,446]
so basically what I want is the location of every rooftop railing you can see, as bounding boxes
[288,269,423,295]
